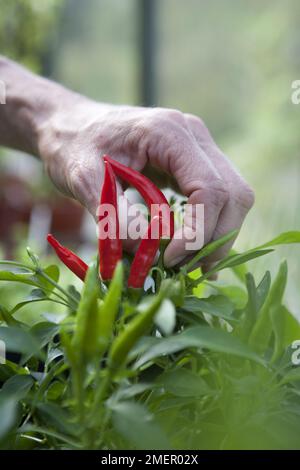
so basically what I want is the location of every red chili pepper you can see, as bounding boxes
[103,155,174,239]
[47,234,88,281]
[128,215,161,289]
[98,159,122,280]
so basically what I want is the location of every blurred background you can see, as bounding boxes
[0,0,299,313]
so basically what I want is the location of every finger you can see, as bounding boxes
[185,114,255,262]
[153,131,229,267]
[202,263,218,281]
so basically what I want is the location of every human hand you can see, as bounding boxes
[38,97,254,268]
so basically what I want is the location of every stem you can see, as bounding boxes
[37,269,78,309]
[94,371,111,415]
[0,260,78,309]
[0,260,33,269]
[155,239,169,290]
[25,359,66,426]
[85,370,112,449]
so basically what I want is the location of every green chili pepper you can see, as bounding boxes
[249,260,288,354]
[60,328,77,368]
[98,261,123,355]
[72,262,101,364]
[108,280,171,373]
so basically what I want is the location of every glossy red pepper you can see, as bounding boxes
[127,215,160,288]
[98,159,122,280]
[47,234,88,281]
[103,155,174,239]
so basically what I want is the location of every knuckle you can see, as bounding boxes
[192,178,229,208]
[207,179,230,207]
[185,113,207,131]
[69,163,93,198]
[155,107,186,127]
[184,113,212,142]
[233,182,255,211]
[125,121,149,154]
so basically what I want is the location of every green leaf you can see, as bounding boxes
[237,273,257,341]
[227,230,300,283]
[0,360,29,382]
[127,336,160,362]
[67,285,81,302]
[229,250,248,281]
[18,424,80,448]
[110,401,170,450]
[182,229,238,273]
[109,281,171,371]
[193,249,273,284]
[42,312,68,324]
[216,250,273,271]
[30,322,59,348]
[238,271,271,341]
[282,307,300,346]
[182,295,235,320]
[256,271,272,312]
[0,270,40,287]
[158,368,212,397]
[35,402,78,437]
[0,262,32,274]
[135,325,264,368]
[38,265,60,293]
[1,375,34,400]
[46,381,65,401]
[249,261,288,354]
[259,231,300,248]
[270,306,300,364]
[270,305,286,363]
[280,368,300,385]
[0,305,24,327]
[208,284,247,310]
[10,288,49,314]
[0,395,17,441]
[110,383,154,402]
[0,264,61,297]
[0,327,42,358]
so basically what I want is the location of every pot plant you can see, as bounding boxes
[0,159,300,450]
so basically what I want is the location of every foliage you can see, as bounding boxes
[0,0,63,72]
[0,231,300,450]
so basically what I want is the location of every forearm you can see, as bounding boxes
[0,56,77,156]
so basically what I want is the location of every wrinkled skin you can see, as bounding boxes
[39,101,254,268]
[0,57,254,269]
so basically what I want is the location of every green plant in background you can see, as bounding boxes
[0,0,63,73]
[0,230,300,450]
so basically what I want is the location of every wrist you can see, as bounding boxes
[0,56,81,156]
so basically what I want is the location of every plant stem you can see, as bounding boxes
[0,260,78,308]
[37,269,78,309]
[0,260,33,269]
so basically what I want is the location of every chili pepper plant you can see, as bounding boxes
[0,157,300,450]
